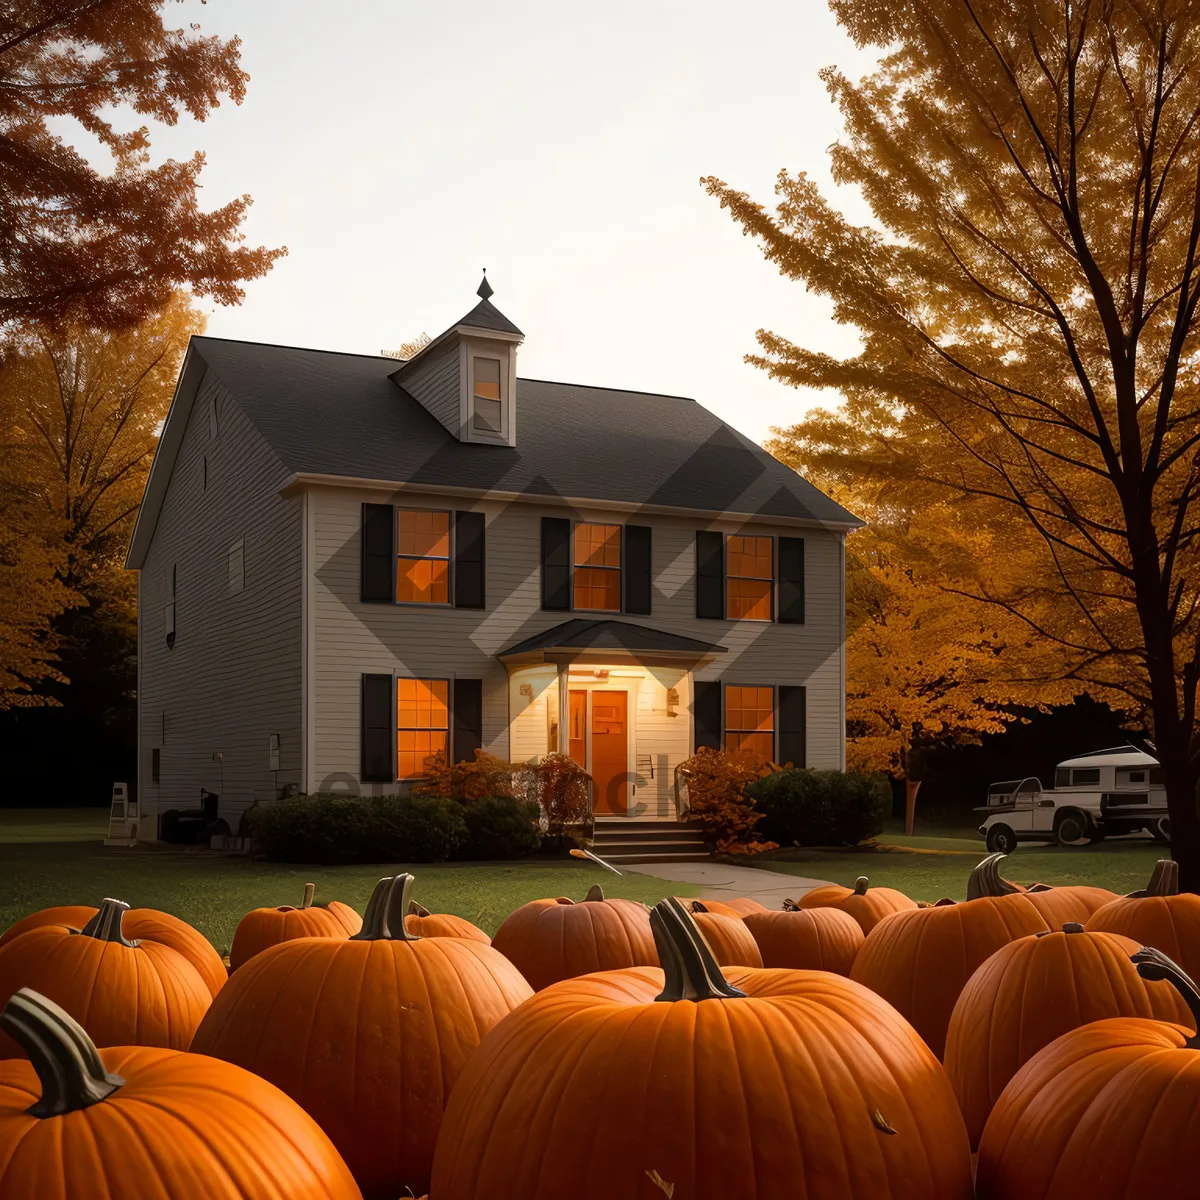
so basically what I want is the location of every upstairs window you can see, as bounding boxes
[724,686,775,762]
[397,678,448,779]
[396,510,449,603]
[574,523,621,611]
[473,357,503,434]
[726,535,773,620]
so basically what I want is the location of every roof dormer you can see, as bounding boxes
[390,275,523,447]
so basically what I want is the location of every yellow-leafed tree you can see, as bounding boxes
[706,0,1200,887]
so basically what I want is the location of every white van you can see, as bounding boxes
[976,744,1170,853]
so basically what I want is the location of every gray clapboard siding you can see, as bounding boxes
[308,486,845,792]
[137,370,303,829]
[395,340,461,438]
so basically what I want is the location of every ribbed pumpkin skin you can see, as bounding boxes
[945,929,1193,1146]
[404,912,490,942]
[430,966,973,1200]
[1020,886,1118,929]
[0,906,226,998]
[714,897,769,917]
[850,896,1049,1057]
[0,926,211,1057]
[744,907,864,974]
[692,911,763,967]
[797,883,918,934]
[229,902,363,970]
[1086,893,1200,980]
[490,896,657,990]
[976,1017,1200,1199]
[190,934,532,1200]
[0,1044,362,1199]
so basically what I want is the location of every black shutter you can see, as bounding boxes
[453,678,484,764]
[541,517,572,611]
[778,685,807,768]
[778,536,805,624]
[693,681,723,751]
[361,674,395,782]
[361,504,394,603]
[623,525,652,615]
[695,531,724,619]
[454,511,486,609]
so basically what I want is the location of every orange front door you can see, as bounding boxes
[590,691,628,816]
[568,690,588,769]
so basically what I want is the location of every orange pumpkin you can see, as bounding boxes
[743,906,864,974]
[792,875,918,933]
[688,902,763,967]
[945,924,1193,1147]
[0,987,361,1198]
[404,900,490,943]
[0,903,226,998]
[1085,859,1200,979]
[711,896,769,917]
[490,884,658,991]
[850,857,1049,1057]
[191,874,532,1200]
[0,898,211,1057]
[229,882,363,970]
[960,853,1117,929]
[976,946,1200,1199]
[430,898,973,1199]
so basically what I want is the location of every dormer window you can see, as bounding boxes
[473,357,503,434]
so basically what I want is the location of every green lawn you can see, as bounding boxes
[0,809,699,954]
[758,820,1165,902]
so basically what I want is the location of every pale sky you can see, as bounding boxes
[144,1,879,446]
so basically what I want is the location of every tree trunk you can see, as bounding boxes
[904,778,921,837]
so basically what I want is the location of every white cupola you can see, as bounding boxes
[390,274,523,447]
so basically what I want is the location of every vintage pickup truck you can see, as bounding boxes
[976,744,1170,853]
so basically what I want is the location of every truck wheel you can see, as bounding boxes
[1152,816,1171,844]
[986,824,1018,855]
[1054,811,1088,847]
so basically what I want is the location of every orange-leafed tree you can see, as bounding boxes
[706,0,1200,887]
[0,1,285,329]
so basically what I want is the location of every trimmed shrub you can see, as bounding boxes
[255,793,466,864]
[456,795,543,861]
[675,747,778,855]
[748,769,890,847]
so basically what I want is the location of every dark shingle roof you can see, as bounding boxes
[190,336,860,525]
[499,619,726,659]
[455,296,523,336]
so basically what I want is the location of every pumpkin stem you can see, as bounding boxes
[1130,859,1180,897]
[853,876,869,896]
[966,854,1023,901]
[408,900,432,918]
[691,901,710,913]
[301,883,316,909]
[0,989,125,1117]
[350,875,421,941]
[652,898,746,1003]
[584,885,605,902]
[782,897,801,911]
[1132,947,1200,1048]
[78,899,138,947]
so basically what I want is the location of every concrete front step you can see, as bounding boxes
[594,829,707,847]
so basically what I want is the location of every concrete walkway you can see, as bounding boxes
[620,860,831,910]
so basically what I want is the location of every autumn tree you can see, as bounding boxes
[0,292,200,721]
[0,1,284,329]
[706,0,1200,887]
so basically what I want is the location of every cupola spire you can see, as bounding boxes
[477,270,494,301]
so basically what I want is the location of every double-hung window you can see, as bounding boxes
[726,536,774,620]
[396,510,450,604]
[724,686,775,761]
[396,678,449,779]
[573,523,621,611]
[473,357,503,434]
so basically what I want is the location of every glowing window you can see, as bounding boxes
[574,523,621,611]
[473,358,503,433]
[396,678,449,780]
[396,510,450,603]
[724,686,774,762]
[726,536,773,620]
